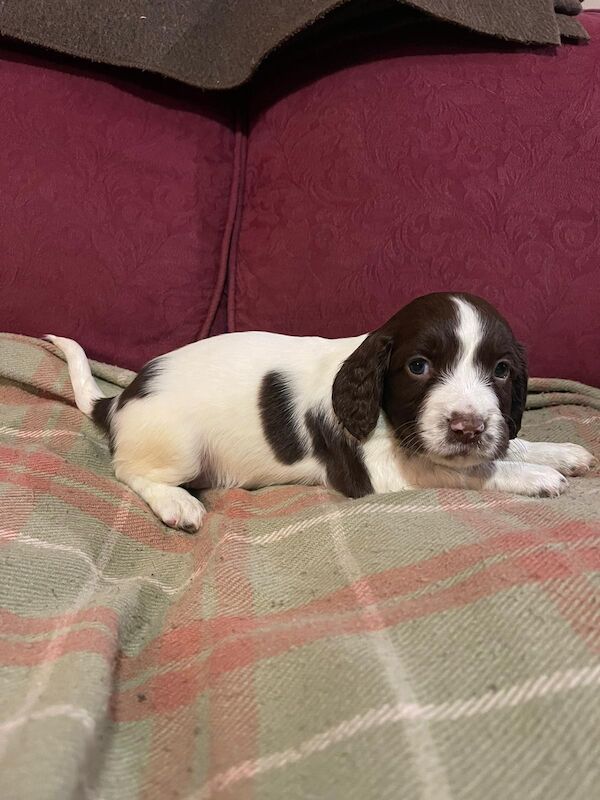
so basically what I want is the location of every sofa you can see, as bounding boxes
[0,11,599,800]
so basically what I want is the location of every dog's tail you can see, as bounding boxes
[44,335,107,417]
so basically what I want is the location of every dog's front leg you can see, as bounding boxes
[481,461,568,497]
[506,440,596,477]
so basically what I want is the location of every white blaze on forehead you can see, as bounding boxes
[418,295,503,459]
[441,295,498,414]
[451,296,485,391]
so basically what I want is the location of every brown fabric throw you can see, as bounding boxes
[555,0,583,15]
[0,0,588,90]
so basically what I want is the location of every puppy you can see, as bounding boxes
[47,292,595,531]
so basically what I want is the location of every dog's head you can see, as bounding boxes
[332,292,528,467]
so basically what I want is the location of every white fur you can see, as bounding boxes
[111,332,365,492]
[110,333,363,531]
[506,440,596,476]
[51,332,367,530]
[483,462,568,497]
[44,335,104,415]
[47,296,595,531]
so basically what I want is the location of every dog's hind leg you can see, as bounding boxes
[46,334,207,532]
[112,403,208,532]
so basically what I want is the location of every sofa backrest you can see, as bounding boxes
[1,13,599,383]
[232,13,600,386]
[0,47,237,370]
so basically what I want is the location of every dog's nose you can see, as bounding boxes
[449,413,486,441]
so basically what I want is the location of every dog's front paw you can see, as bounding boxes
[518,465,569,498]
[508,440,597,477]
[546,443,597,477]
[488,462,568,498]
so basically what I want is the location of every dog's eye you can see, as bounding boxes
[494,361,510,380]
[407,358,430,376]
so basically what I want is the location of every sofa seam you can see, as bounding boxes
[225,96,249,333]
[199,99,247,339]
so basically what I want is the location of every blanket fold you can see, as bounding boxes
[0,1,588,90]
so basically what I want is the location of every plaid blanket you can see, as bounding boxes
[0,333,599,800]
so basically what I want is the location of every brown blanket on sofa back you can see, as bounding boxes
[0,0,588,90]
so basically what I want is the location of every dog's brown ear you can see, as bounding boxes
[509,342,528,438]
[332,333,393,440]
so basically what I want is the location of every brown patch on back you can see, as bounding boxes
[306,409,373,498]
[91,396,112,434]
[91,396,116,453]
[90,358,162,455]
[259,371,307,464]
[117,359,162,411]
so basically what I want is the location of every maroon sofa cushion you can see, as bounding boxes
[232,12,600,386]
[0,48,237,370]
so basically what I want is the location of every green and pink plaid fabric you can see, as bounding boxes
[1,334,599,800]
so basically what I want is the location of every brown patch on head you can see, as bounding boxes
[381,294,461,453]
[507,343,528,438]
[332,333,393,440]
[331,292,527,459]
[332,293,461,453]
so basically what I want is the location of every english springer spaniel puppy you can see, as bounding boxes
[47,293,595,532]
